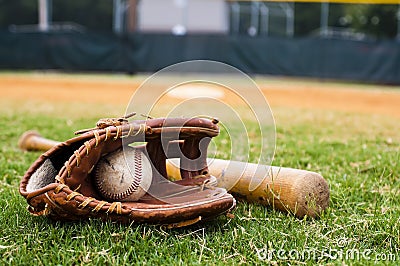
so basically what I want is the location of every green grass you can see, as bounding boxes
[0,99,399,265]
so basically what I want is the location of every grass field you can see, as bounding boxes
[0,73,399,265]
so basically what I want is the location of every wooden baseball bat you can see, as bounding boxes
[167,158,329,218]
[18,131,330,218]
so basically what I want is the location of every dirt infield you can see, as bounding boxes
[0,73,399,118]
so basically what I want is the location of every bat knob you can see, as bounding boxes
[18,131,60,152]
[18,131,42,151]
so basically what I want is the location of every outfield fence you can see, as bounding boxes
[0,32,399,84]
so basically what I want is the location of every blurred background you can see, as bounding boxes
[0,0,399,83]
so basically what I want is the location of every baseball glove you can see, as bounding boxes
[19,115,236,228]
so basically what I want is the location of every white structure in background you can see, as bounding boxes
[33,0,400,40]
[38,0,50,31]
[137,0,228,34]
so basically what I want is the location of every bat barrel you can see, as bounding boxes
[208,159,330,218]
[18,131,60,152]
[167,158,330,218]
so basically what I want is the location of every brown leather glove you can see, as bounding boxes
[19,116,236,228]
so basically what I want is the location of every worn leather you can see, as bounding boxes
[20,117,236,227]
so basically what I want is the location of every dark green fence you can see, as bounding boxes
[1,31,399,83]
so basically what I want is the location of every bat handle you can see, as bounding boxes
[18,131,60,152]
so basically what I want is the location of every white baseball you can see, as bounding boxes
[94,147,152,202]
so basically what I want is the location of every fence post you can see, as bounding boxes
[38,0,50,32]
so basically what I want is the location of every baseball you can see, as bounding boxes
[94,146,152,202]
